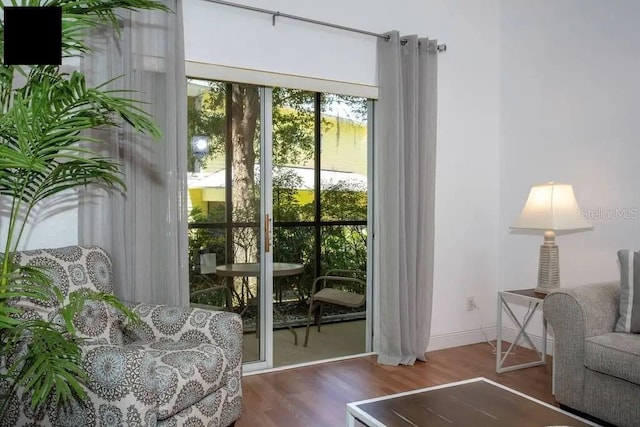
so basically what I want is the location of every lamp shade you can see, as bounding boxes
[511,182,592,231]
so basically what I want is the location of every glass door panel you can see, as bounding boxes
[317,94,368,360]
[186,78,231,320]
[271,88,316,366]
[186,80,270,367]
[267,90,370,366]
[227,83,265,366]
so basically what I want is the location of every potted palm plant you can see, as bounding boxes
[0,0,170,418]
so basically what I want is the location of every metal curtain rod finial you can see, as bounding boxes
[399,38,447,52]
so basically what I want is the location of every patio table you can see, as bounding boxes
[216,262,304,345]
[215,262,304,277]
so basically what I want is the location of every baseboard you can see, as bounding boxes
[427,327,497,351]
[427,327,554,355]
[500,327,554,355]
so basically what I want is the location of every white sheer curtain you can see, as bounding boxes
[374,31,438,366]
[78,0,189,307]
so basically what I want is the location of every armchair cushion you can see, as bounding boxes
[123,340,228,420]
[585,332,640,386]
[123,303,242,368]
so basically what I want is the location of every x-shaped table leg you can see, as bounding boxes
[497,292,547,373]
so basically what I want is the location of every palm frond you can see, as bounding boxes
[59,0,171,54]
[60,289,139,331]
[0,66,162,206]
[4,318,87,410]
[0,0,167,415]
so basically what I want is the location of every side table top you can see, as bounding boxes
[500,288,546,300]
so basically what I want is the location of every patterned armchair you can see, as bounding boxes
[1,246,242,426]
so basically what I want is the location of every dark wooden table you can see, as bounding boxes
[346,377,599,427]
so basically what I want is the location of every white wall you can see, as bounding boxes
[21,0,640,351]
[184,0,503,346]
[0,1,503,348]
[0,194,78,251]
[0,58,81,251]
[499,0,640,337]
[8,0,633,351]
[184,0,377,87]
[191,0,640,349]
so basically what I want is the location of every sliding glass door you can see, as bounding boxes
[187,77,370,370]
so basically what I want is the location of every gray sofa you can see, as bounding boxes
[544,283,640,427]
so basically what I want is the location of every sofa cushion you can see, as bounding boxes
[124,339,228,420]
[585,332,640,386]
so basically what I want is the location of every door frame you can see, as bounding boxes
[185,74,375,371]
[243,87,274,372]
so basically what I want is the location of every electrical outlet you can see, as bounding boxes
[466,297,476,311]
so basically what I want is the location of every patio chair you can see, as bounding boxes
[304,269,366,347]
[190,274,233,311]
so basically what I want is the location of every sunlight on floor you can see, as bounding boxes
[243,320,366,367]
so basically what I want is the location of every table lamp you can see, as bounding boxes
[511,182,592,294]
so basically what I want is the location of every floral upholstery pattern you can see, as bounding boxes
[1,246,243,427]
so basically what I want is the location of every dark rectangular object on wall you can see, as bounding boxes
[4,7,62,65]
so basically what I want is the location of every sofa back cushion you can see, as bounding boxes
[616,250,640,333]
[13,245,123,345]
[585,332,640,386]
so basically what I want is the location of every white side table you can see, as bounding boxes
[496,288,547,373]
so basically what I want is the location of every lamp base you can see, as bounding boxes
[537,230,559,294]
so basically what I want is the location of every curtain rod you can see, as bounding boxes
[201,0,447,52]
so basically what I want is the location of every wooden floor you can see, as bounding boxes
[237,342,553,427]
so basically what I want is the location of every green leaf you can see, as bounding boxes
[0,0,167,415]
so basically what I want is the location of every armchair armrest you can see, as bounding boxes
[543,282,619,408]
[122,302,242,367]
[80,343,157,418]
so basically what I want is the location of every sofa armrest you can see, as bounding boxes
[545,282,620,338]
[122,302,243,367]
[543,282,619,408]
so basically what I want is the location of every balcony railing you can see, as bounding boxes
[188,221,367,331]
